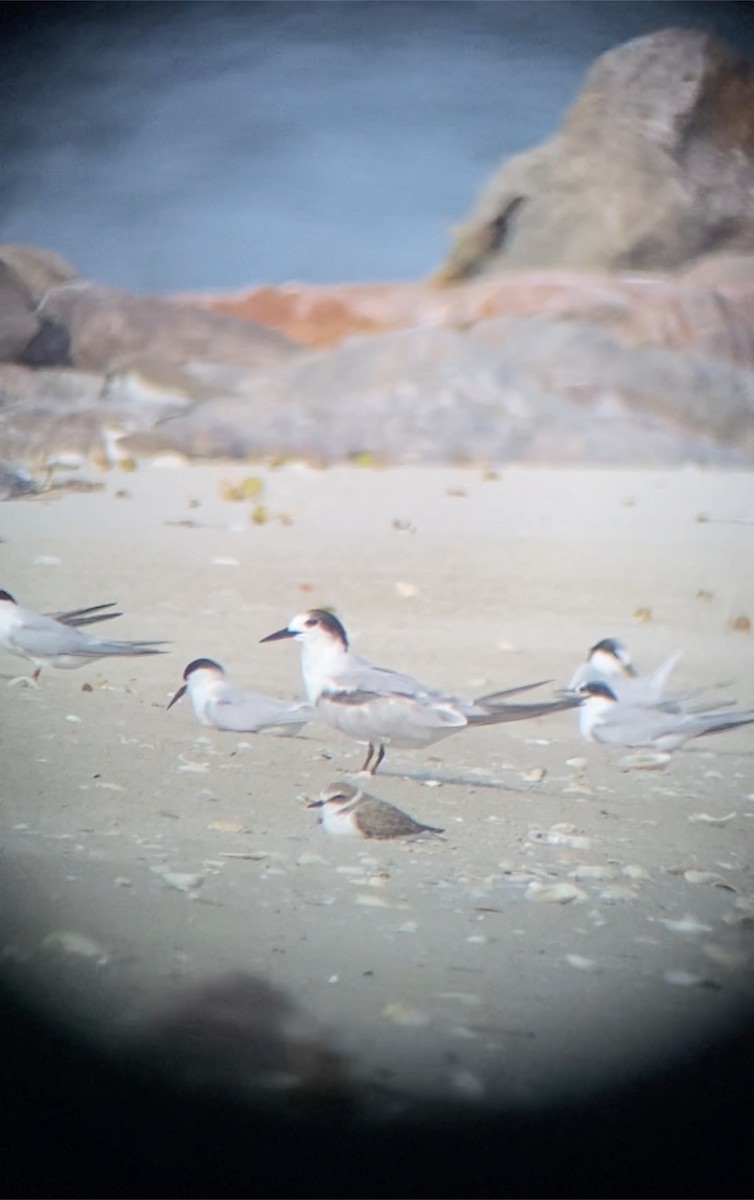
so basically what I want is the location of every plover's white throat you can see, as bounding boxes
[309,782,445,840]
[0,588,168,685]
[167,658,312,735]
[576,680,754,750]
[261,608,577,774]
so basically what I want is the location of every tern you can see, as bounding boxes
[261,608,576,774]
[576,680,754,750]
[565,636,732,714]
[0,588,168,684]
[308,781,445,839]
[167,658,312,735]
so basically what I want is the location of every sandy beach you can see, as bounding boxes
[1,459,753,1117]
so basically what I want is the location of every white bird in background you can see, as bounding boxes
[576,680,754,751]
[308,781,445,840]
[167,657,312,735]
[261,608,577,774]
[565,636,732,714]
[0,588,168,685]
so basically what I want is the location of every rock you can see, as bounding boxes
[36,282,300,373]
[124,971,352,1115]
[2,301,754,468]
[0,460,40,500]
[200,275,754,372]
[0,261,40,362]
[0,363,107,464]
[126,317,754,465]
[435,29,754,280]
[0,242,81,302]
[681,253,754,285]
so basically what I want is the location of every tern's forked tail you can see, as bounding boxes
[470,696,580,727]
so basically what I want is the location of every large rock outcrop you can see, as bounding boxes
[435,28,754,281]
[0,244,298,373]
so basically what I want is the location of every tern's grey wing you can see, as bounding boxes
[591,706,694,747]
[469,697,579,725]
[15,630,166,660]
[475,680,555,704]
[6,612,107,656]
[692,710,754,738]
[210,689,312,732]
[320,689,468,743]
[335,657,443,699]
[51,602,123,628]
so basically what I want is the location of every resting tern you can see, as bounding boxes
[565,636,732,714]
[261,609,577,774]
[0,589,167,684]
[308,781,445,839]
[167,658,312,735]
[576,681,754,750]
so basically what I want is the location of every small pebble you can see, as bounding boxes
[660,915,713,935]
[703,943,749,968]
[520,767,546,783]
[618,751,672,771]
[568,864,617,881]
[664,970,706,987]
[42,931,108,961]
[623,864,652,881]
[382,1003,430,1027]
[565,954,597,971]
[355,893,390,908]
[598,885,638,902]
[159,872,205,893]
[525,882,588,905]
[449,1068,486,1099]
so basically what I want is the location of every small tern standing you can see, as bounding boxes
[576,680,754,750]
[167,658,312,735]
[308,781,445,840]
[0,589,168,685]
[261,608,577,774]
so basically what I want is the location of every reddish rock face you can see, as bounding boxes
[194,273,754,372]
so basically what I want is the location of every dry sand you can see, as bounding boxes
[1,460,753,1116]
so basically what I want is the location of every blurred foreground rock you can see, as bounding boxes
[434,28,754,281]
[123,971,354,1118]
